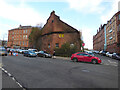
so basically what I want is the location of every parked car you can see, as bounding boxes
[106,52,113,57]
[100,51,107,56]
[37,51,52,58]
[23,51,37,57]
[94,51,99,54]
[21,50,28,54]
[71,52,101,64]
[0,47,7,56]
[10,49,16,52]
[112,53,120,60]
[28,49,37,52]
[99,50,103,54]
[85,51,95,56]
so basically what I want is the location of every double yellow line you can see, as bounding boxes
[0,63,3,68]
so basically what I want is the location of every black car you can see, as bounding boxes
[112,53,120,60]
[37,51,52,58]
[100,51,107,56]
[23,51,37,57]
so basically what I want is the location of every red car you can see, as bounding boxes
[71,52,101,64]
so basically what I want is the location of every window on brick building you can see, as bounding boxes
[109,29,112,33]
[113,32,115,37]
[118,24,120,31]
[119,14,120,20]
[59,34,61,38]
[109,36,113,40]
[52,20,54,23]
[25,42,27,46]
[26,35,27,39]
[48,44,50,48]
[62,34,64,38]
[59,34,64,38]
[110,20,112,24]
[23,30,25,33]
[113,25,115,30]
[23,41,24,45]
[56,43,59,48]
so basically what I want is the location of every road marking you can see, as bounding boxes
[108,60,117,64]
[0,63,3,68]
[0,67,27,90]
[105,64,109,65]
[82,69,90,72]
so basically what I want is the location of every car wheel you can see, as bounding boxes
[43,55,46,58]
[73,58,78,62]
[92,59,97,64]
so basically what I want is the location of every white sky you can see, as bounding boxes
[0,0,119,49]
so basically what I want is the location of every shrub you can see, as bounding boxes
[55,43,80,57]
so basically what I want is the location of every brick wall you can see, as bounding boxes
[40,11,81,54]
[7,26,32,49]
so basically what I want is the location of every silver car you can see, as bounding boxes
[0,47,7,56]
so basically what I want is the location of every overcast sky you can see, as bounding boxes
[0,0,119,49]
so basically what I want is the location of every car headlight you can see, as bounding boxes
[45,54,48,56]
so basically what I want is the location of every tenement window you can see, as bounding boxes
[52,20,54,23]
[119,14,120,20]
[48,44,50,48]
[56,43,59,48]
[119,24,120,31]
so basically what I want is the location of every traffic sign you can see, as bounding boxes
[82,43,85,46]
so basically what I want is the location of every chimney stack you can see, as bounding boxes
[51,10,55,15]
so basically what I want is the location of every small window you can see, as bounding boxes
[56,43,59,48]
[59,34,64,38]
[119,14,120,20]
[109,37,113,40]
[25,42,27,45]
[23,30,26,33]
[109,29,112,33]
[59,34,61,38]
[62,34,64,38]
[118,24,120,31]
[23,41,24,45]
[110,20,112,24]
[52,20,54,23]
[48,44,50,48]
[26,35,27,39]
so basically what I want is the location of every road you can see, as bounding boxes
[1,54,119,88]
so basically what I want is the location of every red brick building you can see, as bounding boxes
[93,24,106,51]
[93,11,120,53]
[40,11,81,54]
[7,25,32,49]
[106,11,120,53]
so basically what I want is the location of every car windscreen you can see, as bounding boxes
[117,53,120,56]
[29,51,35,53]
[0,48,6,51]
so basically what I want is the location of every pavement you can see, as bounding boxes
[55,56,70,60]
[1,54,119,88]
[0,56,22,89]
